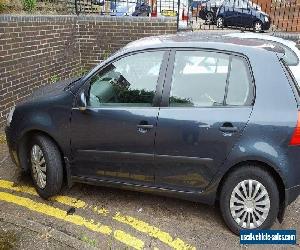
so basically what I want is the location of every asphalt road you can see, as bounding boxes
[0,133,300,250]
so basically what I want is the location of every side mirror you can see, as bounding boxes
[79,92,87,111]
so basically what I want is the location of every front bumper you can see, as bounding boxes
[262,21,271,31]
[5,126,19,167]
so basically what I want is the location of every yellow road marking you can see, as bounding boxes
[0,134,6,144]
[0,179,195,249]
[52,196,86,209]
[0,180,86,208]
[113,213,195,250]
[0,191,144,250]
[114,230,144,250]
[93,206,109,216]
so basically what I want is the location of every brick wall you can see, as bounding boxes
[0,15,177,127]
[255,0,300,32]
[77,16,177,69]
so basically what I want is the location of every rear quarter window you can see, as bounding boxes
[282,59,300,105]
[226,57,252,106]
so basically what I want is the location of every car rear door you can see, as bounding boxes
[235,1,255,28]
[70,50,169,185]
[154,49,254,191]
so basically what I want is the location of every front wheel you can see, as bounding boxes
[216,17,224,28]
[254,20,263,32]
[29,134,63,199]
[220,165,279,235]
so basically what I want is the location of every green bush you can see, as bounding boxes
[22,0,36,12]
[0,0,7,13]
[0,3,4,12]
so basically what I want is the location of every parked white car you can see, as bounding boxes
[224,32,300,83]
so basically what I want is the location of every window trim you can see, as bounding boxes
[161,48,255,108]
[74,48,170,109]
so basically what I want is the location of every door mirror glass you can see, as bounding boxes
[79,92,87,108]
[88,51,165,107]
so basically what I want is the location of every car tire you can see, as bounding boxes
[216,17,224,28]
[220,165,279,235]
[28,134,63,199]
[253,20,263,32]
[205,12,214,24]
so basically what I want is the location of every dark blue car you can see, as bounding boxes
[216,0,271,32]
[5,33,300,234]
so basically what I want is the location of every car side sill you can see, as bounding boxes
[71,175,213,203]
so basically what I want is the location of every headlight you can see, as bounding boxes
[6,107,15,127]
[264,16,269,22]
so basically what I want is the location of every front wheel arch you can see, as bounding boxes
[18,130,65,175]
[216,160,285,220]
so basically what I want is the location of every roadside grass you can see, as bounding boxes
[80,234,98,248]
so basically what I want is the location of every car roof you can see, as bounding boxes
[121,32,285,56]
[224,32,297,49]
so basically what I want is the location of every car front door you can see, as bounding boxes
[221,0,236,26]
[154,49,254,191]
[70,50,168,185]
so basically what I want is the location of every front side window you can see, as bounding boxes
[169,50,252,107]
[88,51,164,107]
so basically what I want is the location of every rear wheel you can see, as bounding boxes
[29,134,63,199]
[216,16,224,28]
[205,12,214,24]
[254,20,262,32]
[220,165,279,235]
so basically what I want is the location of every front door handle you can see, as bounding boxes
[137,121,153,133]
[219,122,238,133]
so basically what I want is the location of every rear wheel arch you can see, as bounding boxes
[216,160,286,218]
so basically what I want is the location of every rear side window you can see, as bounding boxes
[226,57,250,105]
[169,50,253,107]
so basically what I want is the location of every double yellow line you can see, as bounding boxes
[0,180,195,250]
[0,134,6,144]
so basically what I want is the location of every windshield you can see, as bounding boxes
[224,0,261,10]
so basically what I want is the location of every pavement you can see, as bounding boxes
[0,132,300,250]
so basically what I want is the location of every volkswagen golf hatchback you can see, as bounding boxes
[5,33,300,234]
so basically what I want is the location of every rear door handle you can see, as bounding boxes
[137,124,154,129]
[219,123,238,133]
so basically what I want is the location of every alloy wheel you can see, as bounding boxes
[31,145,47,189]
[254,22,262,32]
[230,179,270,229]
[206,12,214,24]
[217,17,223,28]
